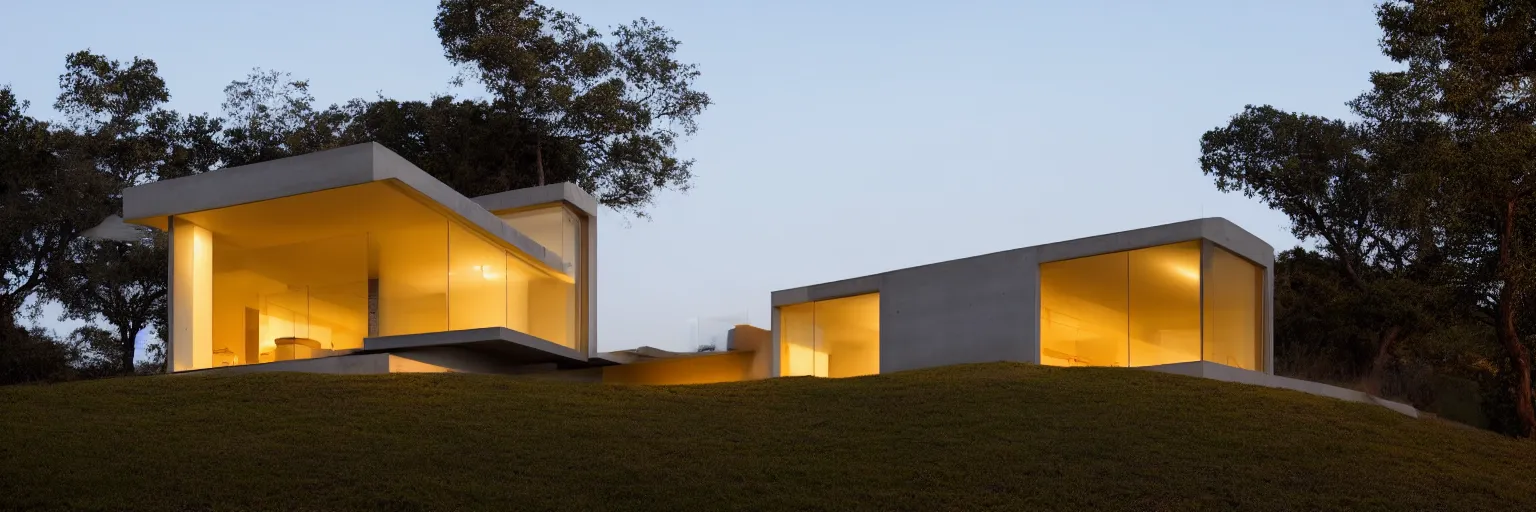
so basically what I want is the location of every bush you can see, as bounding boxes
[0,324,74,385]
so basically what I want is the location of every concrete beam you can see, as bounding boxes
[361,327,588,366]
[471,182,600,218]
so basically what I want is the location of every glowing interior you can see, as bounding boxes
[1039,240,1264,371]
[777,293,880,378]
[496,205,581,279]
[168,181,580,371]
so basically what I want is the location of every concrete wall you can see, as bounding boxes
[188,349,579,376]
[601,352,757,385]
[879,249,1040,372]
[187,353,395,376]
[726,325,773,380]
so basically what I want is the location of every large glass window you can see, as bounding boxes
[448,223,507,330]
[211,234,369,366]
[779,302,817,377]
[777,293,879,378]
[375,221,449,336]
[1203,246,1265,371]
[1039,240,1261,370]
[1128,241,1202,366]
[498,205,580,278]
[497,204,583,351]
[1039,251,1129,367]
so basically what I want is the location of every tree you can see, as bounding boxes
[45,51,210,375]
[0,324,74,385]
[0,86,110,384]
[1368,0,1536,437]
[50,237,167,374]
[1201,0,1536,437]
[345,95,583,196]
[0,86,114,333]
[64,325,123,379]
[435,0,711,216]
[218,69,351,167]
[1200,106,1443,396]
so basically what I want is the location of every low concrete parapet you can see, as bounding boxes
[1142,361,1419,418]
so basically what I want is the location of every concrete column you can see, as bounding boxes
[170,217,213,371]
[769,307,781,377]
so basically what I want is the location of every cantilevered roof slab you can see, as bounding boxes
[122,142,572,275]
[361,327,588,367]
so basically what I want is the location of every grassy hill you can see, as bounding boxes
[2,363,1533,512]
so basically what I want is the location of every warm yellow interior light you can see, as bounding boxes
[777,293,879,378]
[167,182,584,371]
[1204,247,1264,371]
[1040,240,1203,368]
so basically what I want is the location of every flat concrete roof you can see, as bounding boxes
[771,217,1275,306]
[361,327,589,366]
[472,182,599,218]
[122,142,573,275]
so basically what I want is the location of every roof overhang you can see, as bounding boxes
[472,182,599,218]
[770,217,1276,306]
[122,142,573,276]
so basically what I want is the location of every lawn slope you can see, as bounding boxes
[2,363,1533,511]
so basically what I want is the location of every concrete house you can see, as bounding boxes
[121,143,1409,414]
[124,143,598,375]
[769,218,1273,379]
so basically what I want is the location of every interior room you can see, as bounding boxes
[1038,241,1263,371]
[778,293,880,378]
[171,181,579,371]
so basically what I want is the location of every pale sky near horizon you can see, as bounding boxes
[1,0,1391,355]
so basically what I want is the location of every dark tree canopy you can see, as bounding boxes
[1202,0,1536,437]
[435,0,710,215]
[0,87,114,328]
[1201,105,1445,396]
[347,96,585,196]
[40,51,210,375]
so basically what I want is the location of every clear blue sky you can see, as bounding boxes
[1,0,1391,353]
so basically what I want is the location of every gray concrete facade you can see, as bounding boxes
[769,218,1276,377]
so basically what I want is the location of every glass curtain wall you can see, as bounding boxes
[1203,246,1265,371]
[497,205,581,279]
[496,204,582,349]
[174,184,580,371]
[211,234,369,366]
[1039,240,1261,370]
[778,293,879,378]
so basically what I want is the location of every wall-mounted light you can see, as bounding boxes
[1171,265,1200,282]
[471,265,498,280]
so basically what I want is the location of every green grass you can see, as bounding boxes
[2,363,1533,511]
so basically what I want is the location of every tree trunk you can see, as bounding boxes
[1496,296,1534,438]
[535,140,546,186]
[119,322,137,375]
[1363,326,1402,397]
[1497,199,1536,438]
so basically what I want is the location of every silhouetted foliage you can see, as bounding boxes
[0,324,72,385]
[1204,0,1536,437]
